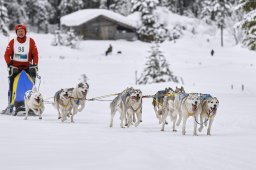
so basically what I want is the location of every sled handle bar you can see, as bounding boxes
[8,65,37,77]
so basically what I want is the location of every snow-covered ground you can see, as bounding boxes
[0,31,256,170]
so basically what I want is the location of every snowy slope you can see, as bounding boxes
[0,32,256,170]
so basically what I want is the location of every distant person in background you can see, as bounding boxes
[211,49,214,56]
[4,24,39,106]
[105,44,112,56]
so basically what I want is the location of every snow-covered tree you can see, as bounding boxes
[6,0,28,29]
[99,0,107,9]
[160,0,177,13]
[0,0,9,35]
[131,0,169,42]
[59,0,84,17]
[52,28,81,49]
[109,0,132,16]
[200,0,217,24]
[215,0,232,47]
[239,0,256,50]
[26,0,54,33]
[226,1,244,45]
[138,43,178,84]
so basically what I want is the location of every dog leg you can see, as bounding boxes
[135,112,142,127]
[71,108,77,123]
[154,106,160,119]
[133,113,136,123]
[126,109,133,128]
[109,109,116,128]
[39,109,42,120]
[198,114,204,132]
[57,104,61,119]
[24,99,29,120]
[172,114,177,132]
[160,111,168,131]
[176,110,182,126]
[182,116,188,135]
[207,119,214,135]
[120,111,125,128]
[61,109,67,122]
[193,116,199,136]
[204,118,208,126]
[78,101,85,112]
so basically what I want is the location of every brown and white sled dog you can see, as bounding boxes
[179,93,202,136]
[24,86,45,120]
[152,87,175,124]
[69,82,89,123]
[198,95,219,135]
[53,88,72,122]
[160,86,185,132]
[109,87,142,128]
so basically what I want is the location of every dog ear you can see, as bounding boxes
[181,86,185,92]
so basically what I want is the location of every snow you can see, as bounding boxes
[61,9,137,28]
[1,27,256,170]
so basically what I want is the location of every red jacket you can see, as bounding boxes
[4,36,38,67]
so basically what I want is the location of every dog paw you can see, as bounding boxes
[24,117,28,120]
[207,132,211,136]
[182,131,186,135]
[193,133,198,136]
[160,129,164,131]
[58,117,61,119]
[39,117,42,120]
[173,129,177,132]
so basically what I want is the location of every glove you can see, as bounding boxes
[30,64,38,71]
[7,61,13,67]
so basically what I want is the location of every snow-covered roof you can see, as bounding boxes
[61,9,137,29]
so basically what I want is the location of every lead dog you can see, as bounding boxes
[198,95,219,135]
[160,86,186,132]
[24,86,45,120]
[109,87,142,128]
[69,82,89,123]
[53,88,72,122]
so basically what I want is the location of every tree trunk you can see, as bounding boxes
[221,26,224,47]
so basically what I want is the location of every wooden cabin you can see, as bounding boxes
[60,9,138,41]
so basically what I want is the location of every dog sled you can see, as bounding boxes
[1,66,37,116]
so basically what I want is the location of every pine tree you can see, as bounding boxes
[138,43,178,84]
[59,0,84,17]
[6,0,28,29]
[239,0,256,50]
[200,0,217,24]
[109,0,132,16]
[26,0,54,33]
[215,0,232,47]
[160,0,177,13]
[99,0,107,9]
[131,0,169,42]
[0,0,9,35]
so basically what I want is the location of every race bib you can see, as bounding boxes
[13,37,30,62]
